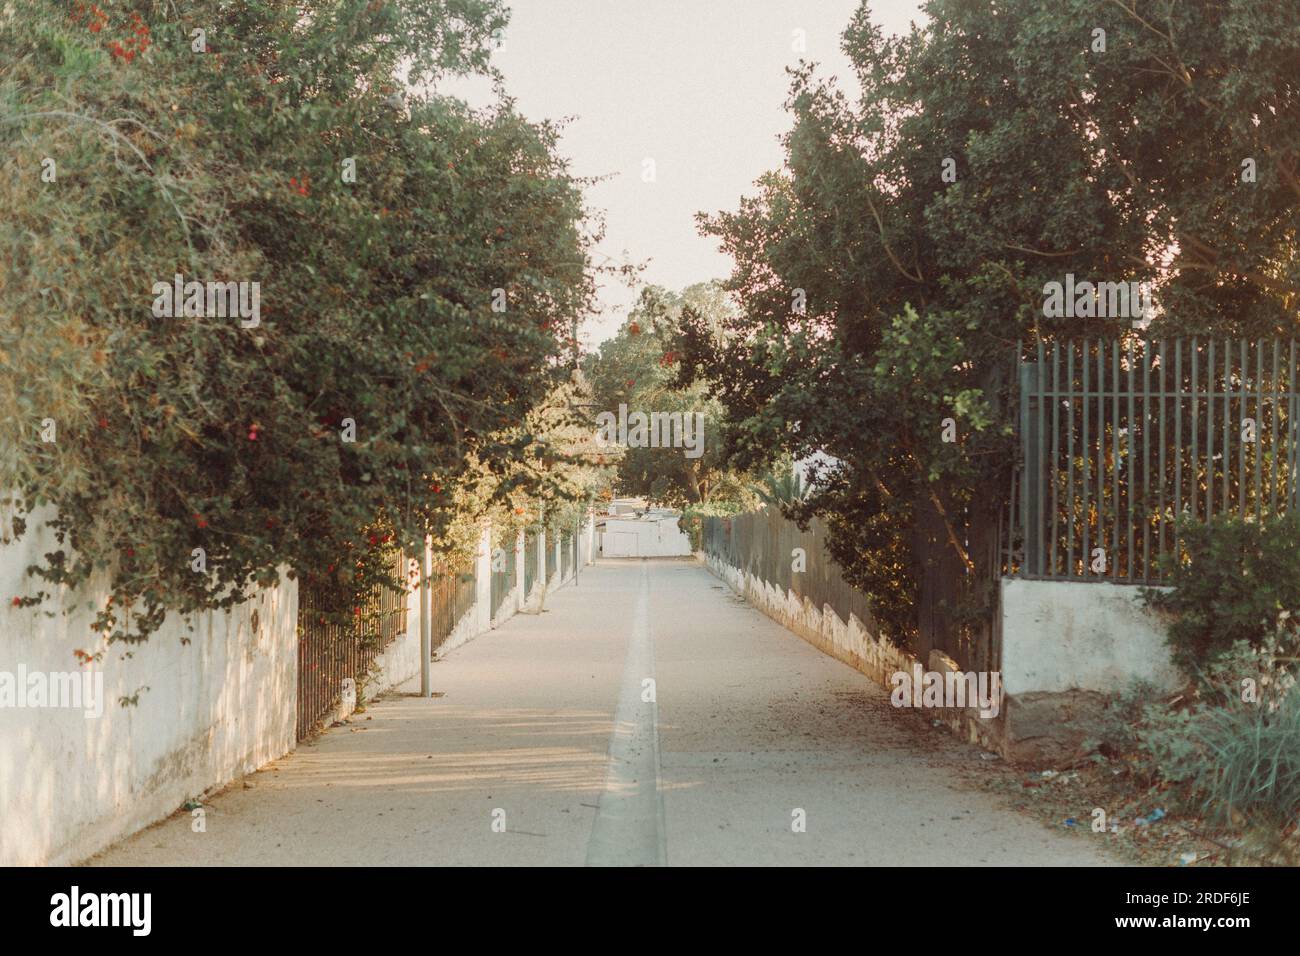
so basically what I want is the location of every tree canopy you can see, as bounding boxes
[0,0,601,641]
[680,0,1300,641]
[585,282,750,508]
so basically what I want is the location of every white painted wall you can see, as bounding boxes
[475,524,492,635]
[369,524,517,688]
[999,578,1181,695]
[0,509,297,866]
[584,511,596,565]
[601,516,691,557]
[515,529,526,612]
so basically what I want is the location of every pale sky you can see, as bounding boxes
[444,0,927,344]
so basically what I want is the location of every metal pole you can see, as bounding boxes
[419,534,431,697]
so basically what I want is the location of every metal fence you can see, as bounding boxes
[297,552,407,740]
[490,539,516,620]
[700,338,1300,676]
[430,560,477,653]
[703,509,876,632]
[1011,338,1300,583]
[703,501,997,673]
[297,552,476,739]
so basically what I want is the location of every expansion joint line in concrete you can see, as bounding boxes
[584,560,666,866]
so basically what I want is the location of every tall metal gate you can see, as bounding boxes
[1010,338,1300,583]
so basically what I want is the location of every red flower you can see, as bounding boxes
[97,417,108,428]
[193,513,208,529]
[11,597,21,607]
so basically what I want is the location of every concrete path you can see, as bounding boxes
[89,558,1117,866]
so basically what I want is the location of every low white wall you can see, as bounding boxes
[601,516,691,557]
[1000,578,1181,695]
[362,582,422,703]
[364,523,581,692]
[0,511,297,866]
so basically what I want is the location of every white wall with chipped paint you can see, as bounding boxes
[999,578,1180,695]
[0,508,297,866]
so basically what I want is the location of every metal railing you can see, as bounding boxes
[296,552,407,740]
[1011,338,1300,583]
[296,552,476,739]
[430,560,477,652]
[490,539,516,620]
[703,509,876,630]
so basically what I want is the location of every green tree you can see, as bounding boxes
[680,0,1300,642]
[586,283,749,507]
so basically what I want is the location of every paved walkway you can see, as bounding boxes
[90,558,1117,866]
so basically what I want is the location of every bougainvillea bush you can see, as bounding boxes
[0,0,600,642]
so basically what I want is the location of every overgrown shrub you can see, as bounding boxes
[1139,694,1300,861]
[1143,515,1300,674]
[0,1,600,643]
[679,499,750,552]
[1132,636,1299,861]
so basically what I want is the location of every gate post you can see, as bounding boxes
[537,524,547,592]
[475,522,492,633]
[514,528,526,612]
[1020,359,1042,576]
[419,534,432,697]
